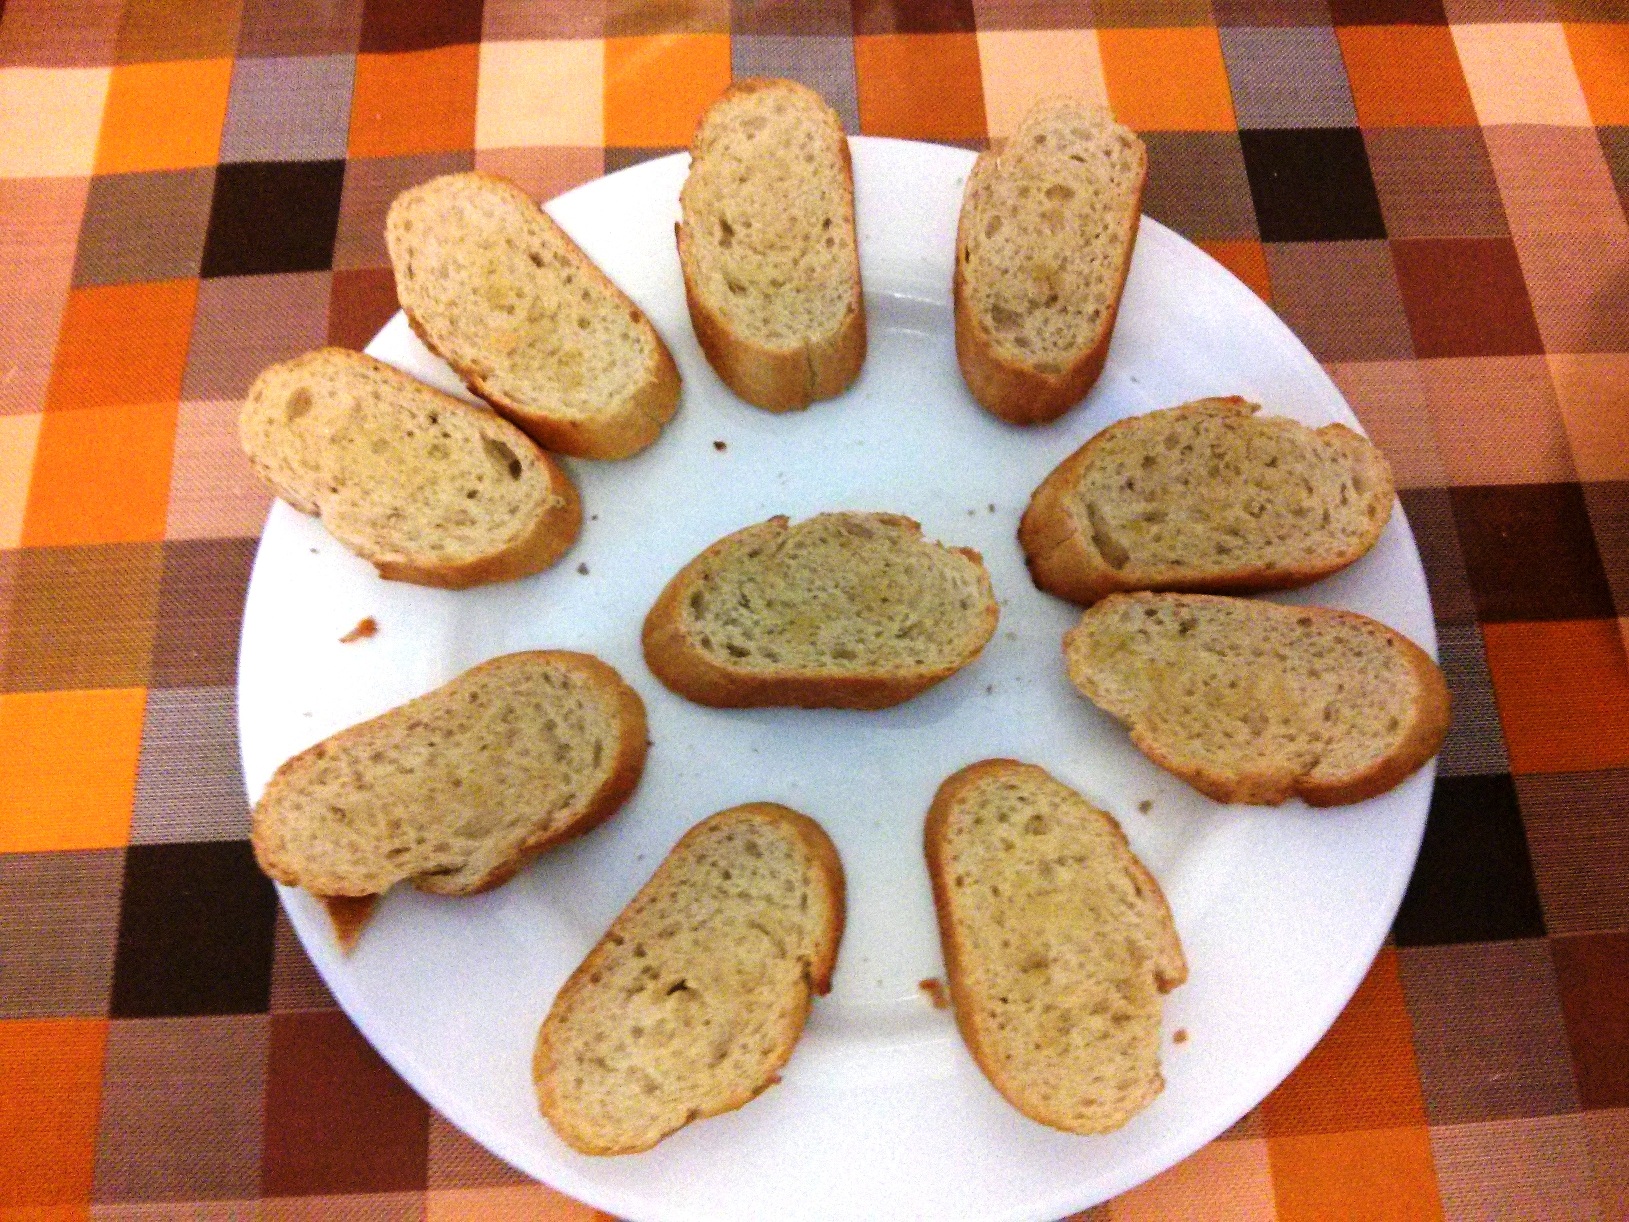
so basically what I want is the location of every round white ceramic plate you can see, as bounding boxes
[238,137,1438,1222]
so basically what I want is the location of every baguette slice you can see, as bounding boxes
[926,760,1186,1134]
[1065,593,1451,806]
[955,99,1146,425]
[386,172,680,459]
[1020,398,1396,605]
[642,512,999,709]
[534,803,845,1155]
[251,651,648,948]
[678,79,865,411]
[240,348,581,589]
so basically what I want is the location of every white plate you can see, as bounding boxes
[238,138,1437,1222]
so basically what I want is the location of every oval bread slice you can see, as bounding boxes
[1065,593,1451,806]
[678,78,865,411]
[955,98,1146,424]
[534,803,845,1155]
[251,651,649,948]
[1020,397,1396,605]
[642,512,1000,709]
[925,759,1186,1134]
[240,348,581,589]
[386,171,681,460]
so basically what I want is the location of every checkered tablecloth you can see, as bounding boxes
[1,0,1625,1217]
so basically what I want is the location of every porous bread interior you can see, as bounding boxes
[938,765,1178,1132]
[241,353,558,563]
[1069,401,1392,575]
[961,99,1142,372]
[541,809,835,1152]
[390,175,654,423]
[259,656,623,896]
[1069,598,1421,787]
[682,86,855,351]
[679,515,991,672]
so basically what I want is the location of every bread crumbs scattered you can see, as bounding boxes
[1173,1029,1189,1044]
[1138,800,1152,814]
[919,978,950,1009]
[339,617,377,643]
[987,503,996,513]
[713,439,727,451]
[577,563,589,575]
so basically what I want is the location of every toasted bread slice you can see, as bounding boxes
[925,759,1186,1134]
[1020,398,1396,605]
[1064,593,1451,806]
[386,172,680,459]
[954,99,1145,425]
[678,79,865,411]
[534,803,845,1155]
[240,348,581,589]
[251,651,648,947]
[642,512,999,709]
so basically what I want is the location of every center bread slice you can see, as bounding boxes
[534,803,845,1155]
[641,512,1000,709]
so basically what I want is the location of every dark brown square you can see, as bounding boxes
[0,0,123,66]
[1551,931,1629,1110]
[853,0,977,33]
[114,0,244,62]
[72,168,218,287]
[1142,132,1259,241]
[91,1015,268,1202]
[1599,128,1629,227]
[968,0,1093,29]
[1091,0,1218,26]
[733,0,853,34]
[148,539,255,689]
[1365,127,1508,240]
[481,0,606,40]
[201,161,347,280]
[237,0,364,56]
[1,543,162,693]
[1209,0,1331,24]
[1449,483,1616,623]
[264,1009,430,1194]
[360,0,484,52]
[1398,487,1477,623]
[1583,481,1629,620]
[607,0,730,34]
[334,151,475,270]
[1264,240,1414,361]
[1398,939,1579,1124]
[132,686,251,845]
[1392,237,1545,359]
[1434,618,1511,778]
[182,272,334,401]
[1443,0,1554,15]
[1329,0,1445,19]
[328,267,401,351]
[0,849,123,1018]
[1516,769,1629,938]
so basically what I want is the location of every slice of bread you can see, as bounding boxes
[251,651,649,948]
[386,172,680,460]
[677,79,865,411]
[1064,593,1451,806]
[1020,397,1396,605]
[925,759,1186,1134]
[955,99,1146,425]
[240,348,581,589]
[642,512,999,709]
[534,803,845,1155]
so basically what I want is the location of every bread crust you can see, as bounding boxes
[677,79,866,412]
[1065,594,1452,807]
[924,760,1185,1134]
[253,651,650,948]
[1019,398,1396,605]
[240,348,583,591]
[641,514,1000,710]
[953,134,1146,426]
[388,172,681,460]
[533,803,845,1155]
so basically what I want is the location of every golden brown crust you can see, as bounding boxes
[676,79,866,412]
[1018,400,1396,605]
[640,515,1000,710]
[252,651,650,946]
[952,151,1145,426]
[1066,594,1452,807]
[924,760,1184,1133]
[533,802,845,1155]
[392,172,681,461]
